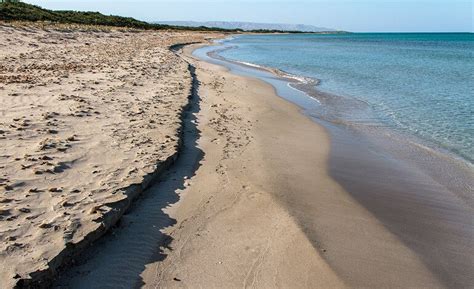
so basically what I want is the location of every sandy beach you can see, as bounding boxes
[0,22,221,288]
[1,23,472,289]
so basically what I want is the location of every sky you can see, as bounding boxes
[26,0,473,32]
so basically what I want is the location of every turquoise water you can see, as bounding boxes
[217,33,474,163]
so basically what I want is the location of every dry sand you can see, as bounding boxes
[0,22,221,288]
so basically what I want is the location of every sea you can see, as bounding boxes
[212,33,474,164]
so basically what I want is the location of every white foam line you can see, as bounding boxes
[286,83,321,104]
[228,59,321,104]
[209,49,321,106]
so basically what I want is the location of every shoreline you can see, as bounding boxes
[199,39,474,206]
[188,42,474,287]
[210,37,473,168]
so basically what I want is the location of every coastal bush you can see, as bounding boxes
[0,1,236,31]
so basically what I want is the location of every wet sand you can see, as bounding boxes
[324,122,473,288]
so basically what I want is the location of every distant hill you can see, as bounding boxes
[156,21,337,32]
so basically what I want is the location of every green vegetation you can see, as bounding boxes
[0,1,237,31]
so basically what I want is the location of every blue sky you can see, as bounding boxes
[27,0,472,32]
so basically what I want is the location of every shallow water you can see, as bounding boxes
[194,36,474,207]
[217,33,474,163]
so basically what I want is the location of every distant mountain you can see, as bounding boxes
[155,21,336,32]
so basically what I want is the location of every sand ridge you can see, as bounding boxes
[0,22,221,287]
